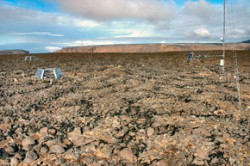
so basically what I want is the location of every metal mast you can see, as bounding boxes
[220,0,226,78]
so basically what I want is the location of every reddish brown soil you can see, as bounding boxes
[0,51,249,165]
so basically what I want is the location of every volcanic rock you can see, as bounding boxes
[22,137,36,150]
[64,149,80,161]
[119,148,137,164]
[68,127,82,142]
[95,144,113,159]
[55,158,65,165]
[195,150,209,160]
[0,50,249,165]
[23,150,38,164]
[10,157,19,166]
[49,144,65,154]
[192,158,204,165]
[115,127,129,138]
[98,160,110,166]
[5,144,17,154]
[40,146,49,154]
[48,128,57,135]
[0,148,9,160]
[156,159,169,166]
[147,127,155,137]
[38,127,50,142]
[192,127,211,137]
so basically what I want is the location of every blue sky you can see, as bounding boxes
[0,0,249,53]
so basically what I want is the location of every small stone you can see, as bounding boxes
[5,145,16,154]
[10,157,19,166]
[49,144,65,154]
[3,117,11,123]
[4,129,14,137]
[129,131,136,137]
[229,157,237,165]
[187,155,193,164]
[148,150,162,161]
[120,115,132,125]
[147,127,155,137]
[156,159,169,166]
[119,148,137,164]
[65,149,80,160]
[84,157,95,164]
[0,148,9,160]
[95,132,118,144]
[15,127,23,133]
[192,158,204,165]
[136,129,146,140]
[203,142,214,146]
[48,128,57,135]
[23,150,38,164]
[192,128,211,137]
[40,146,49,154]
[213,109,225,115]
[45,139,61,147]
[115,127,129,138]
[80,143,96,153]
[39,127,49,136]
[38,127,50,142]
[63,138,72,147]
[14,153,22,160]
[22,137,36,150]
[98,160,109,166]
[55,158,65,165]
[13,78,18,83]
[68,127,83,146]
[95,145,113,159]
[119,143,127,148]
[195,150,208,160]
[210,157,219,164]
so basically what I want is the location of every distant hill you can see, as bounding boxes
[242,40,250,43]
[57,43,250,53]
[0,49,29,55]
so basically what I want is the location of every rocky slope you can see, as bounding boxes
[57,43,250,53]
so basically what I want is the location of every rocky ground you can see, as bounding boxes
[0,51,249,166]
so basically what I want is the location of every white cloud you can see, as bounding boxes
[0,5,56,25]
[57,16,100,28]
[56,39,130,47]
[184,0,214,21]
[72,40,115,46]
[112,28,154,38]
[72,19,100,28]
[11,32,64,37]
[107,21,155,38]
[192,27,211,38]
[51,0,176,22]
[44,46,61,52]
[0,4,100,30]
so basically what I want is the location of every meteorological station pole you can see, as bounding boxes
[221,0,226,78]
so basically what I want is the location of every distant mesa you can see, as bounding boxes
[0,49,29,55]
[56,43,250,53]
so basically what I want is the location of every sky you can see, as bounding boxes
[0,0,249,53]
